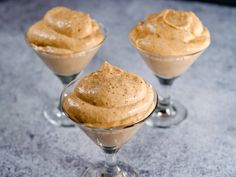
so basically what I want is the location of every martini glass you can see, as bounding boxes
[60,77,157,177]
[130,40,204,128]
[25,24,106,127]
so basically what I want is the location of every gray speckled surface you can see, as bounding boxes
[0,0,236,176]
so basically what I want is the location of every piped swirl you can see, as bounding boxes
[26,7,104,54]
[63,62,155,128]
[129,9,210,56]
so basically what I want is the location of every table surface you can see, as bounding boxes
[0,0,236,176]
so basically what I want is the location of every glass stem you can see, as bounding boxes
[57,83,67,113]
[57,101,63,112]
[56,73,79,112]
[156,76,176,107]
[103,148,120,176]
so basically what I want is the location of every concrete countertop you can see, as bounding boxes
[0,0,236,176]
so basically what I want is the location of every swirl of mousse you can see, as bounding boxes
[129,9,210,56]
[26,6,104,54]
[63,62,156,128]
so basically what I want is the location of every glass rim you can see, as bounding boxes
[25,23,107,56]
[60,75,158,131]
[128,36,205,59]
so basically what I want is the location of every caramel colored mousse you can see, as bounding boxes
[63,62,156,147]
[129,9,210,78]
[26,6,105,76]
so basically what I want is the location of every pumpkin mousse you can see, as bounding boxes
[26,6,105,76]
[62,62,156,147]
[129,9,210,78]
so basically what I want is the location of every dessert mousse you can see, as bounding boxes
[62,62,156,147]
[26,6,105,76]
[129,9,210,78]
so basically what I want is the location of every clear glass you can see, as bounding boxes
[130,39,204,128]
[60,76,157,177]
[25,24,107,127]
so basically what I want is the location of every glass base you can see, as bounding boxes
[81,162,138,177]
[43,100,75,127]
[146,100,187,128]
